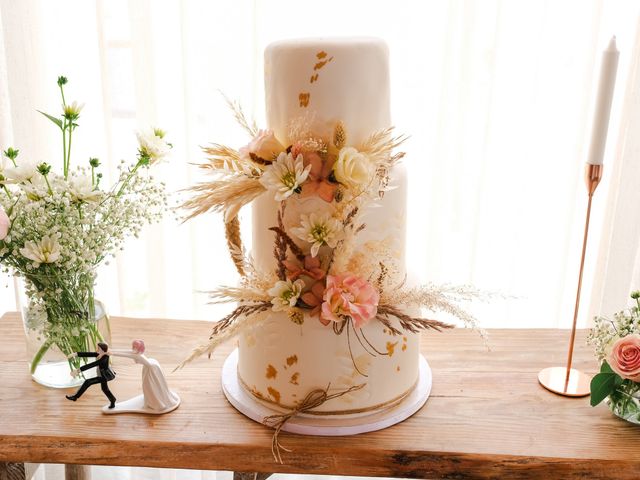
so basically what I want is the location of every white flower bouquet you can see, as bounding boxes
[0,76,170,385]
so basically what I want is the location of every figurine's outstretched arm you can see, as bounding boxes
[109,350,139,360]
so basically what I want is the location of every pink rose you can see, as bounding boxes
[609,334,640,382]
[0,206,9,240]
[321,273,379,328]
[132,339,145,354]
[239,129,284,163]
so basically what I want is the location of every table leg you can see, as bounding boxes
[233,473,272,480]
[65,465,91,480]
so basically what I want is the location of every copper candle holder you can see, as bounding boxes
[538,163,603,397]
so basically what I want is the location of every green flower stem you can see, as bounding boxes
[43,174,53,196]
[30,339,53,374]
[58,83,67,108]
[116,161,143,197]
[62,118,68,178]
[2,185,12,199]
[67,124,73,176]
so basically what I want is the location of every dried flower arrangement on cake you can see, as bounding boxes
[179,101,486,368]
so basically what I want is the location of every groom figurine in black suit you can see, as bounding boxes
[65,341,117,409]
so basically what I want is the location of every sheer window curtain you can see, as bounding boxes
[1,0,640,478]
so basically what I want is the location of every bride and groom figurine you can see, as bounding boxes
[65,339,180,415]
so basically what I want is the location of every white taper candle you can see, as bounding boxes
[586,36,619,165]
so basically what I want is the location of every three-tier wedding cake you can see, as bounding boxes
[182,36,478,433]
[240,37,419,414]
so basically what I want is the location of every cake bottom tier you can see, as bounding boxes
[237,312,420,414]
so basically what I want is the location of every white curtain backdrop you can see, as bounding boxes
[1,0,640,477]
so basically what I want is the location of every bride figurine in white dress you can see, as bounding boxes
[104,339,180,414]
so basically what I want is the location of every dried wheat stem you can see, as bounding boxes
[225,217,245,276]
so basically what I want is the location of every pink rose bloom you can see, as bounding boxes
[0,206,9,240]
[239,129,284,163]
[321,273,379,328]
[609,334,640,382]
[132,339,145,354]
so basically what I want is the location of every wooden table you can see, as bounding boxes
[1,312,639,480]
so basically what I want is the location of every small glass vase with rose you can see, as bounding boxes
[588,291,640,424]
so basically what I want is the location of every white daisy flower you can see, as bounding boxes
[3,158,39,184]
[20,234,62,267]
[136,128,172,164]
[63,101,84,120]
[290,212,343,257]
[259,152,311,201]
[268,279,305,312]
[68,174,102,202]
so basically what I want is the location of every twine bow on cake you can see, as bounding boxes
[262,383,365,463]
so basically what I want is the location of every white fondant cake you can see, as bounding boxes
[237,37,419,414]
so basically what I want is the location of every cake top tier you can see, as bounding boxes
[264,37,391,146]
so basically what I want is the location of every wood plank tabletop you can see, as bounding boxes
[0,311,638,479]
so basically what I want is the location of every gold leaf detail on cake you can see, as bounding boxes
[402,343,407,352]
[386,341,398,357]
[266,364,278,379]
[299,92,310,107]
[310,73,319,83]
[290,372,300,385]
[286,354,298,366]
[317,50,327,59]
[333,121,347,149]
[267,386,281,403]
[397,366,401,372]
[313,57,333,71]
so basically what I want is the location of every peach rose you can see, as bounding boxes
[608,334,640,382]
[239,129,284,163]
[321,273,379,328]
[0,206,9,240]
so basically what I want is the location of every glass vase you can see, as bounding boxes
[607,382,640,425]
[18,274,111,389]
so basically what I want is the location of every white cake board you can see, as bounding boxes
[221,348,431,436]
[102,393,181,415]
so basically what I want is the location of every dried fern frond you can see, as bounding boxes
[176,302,272,369]
[222,93,259,137]
[272,206,288,280]
[381,283,491,342]
[180,176,265,222]
[359,127,407,170]
[377,304,453,334]
[208,285,271,304]
[201,144,262,177]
